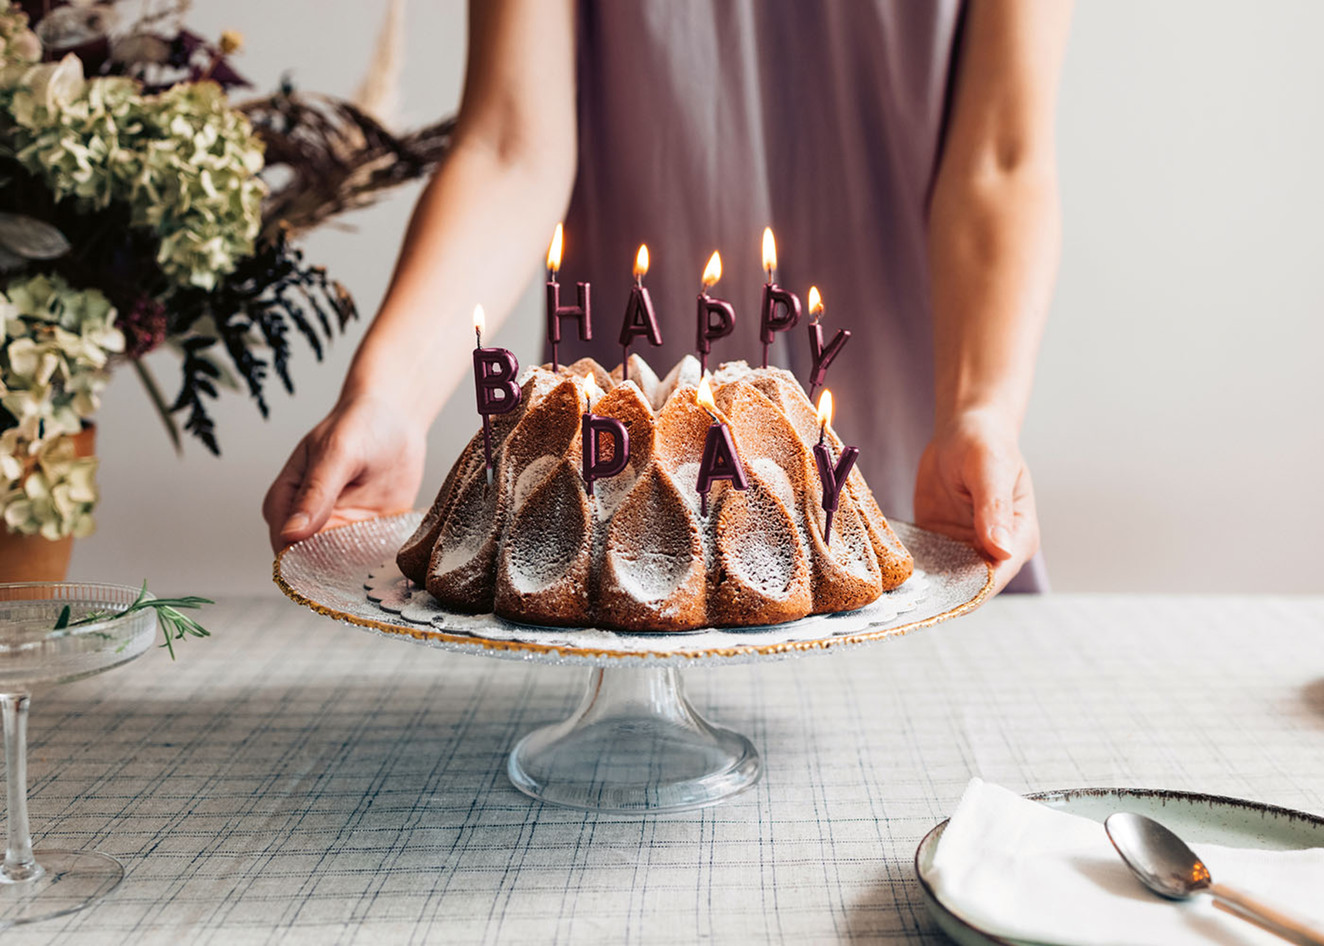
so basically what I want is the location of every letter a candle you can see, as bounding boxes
[472,304,522,486]
[694,375,749,517]
[812,390,859,544]
[618,244,662,382]
[545,223,591,372]
[580,375,630,496]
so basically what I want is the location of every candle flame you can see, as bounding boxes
[696,374,717,413]
[633,244,650,279]
[583,373,600,403]
[472,304,486,336]
[547,223,564,272]
[808,286,823,317]
[816,389,834,429]
[702,251,722,288]
[761,227,777,275]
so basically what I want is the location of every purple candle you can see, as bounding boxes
[472,305,522,486]
[696,251,735,375]
[694,376,749,517]
[759,227,802,369]
[546,223,591,372]
[812,390,859,544]
[580,376,630,495]
[618,244,662,382]
[805,286,850,401]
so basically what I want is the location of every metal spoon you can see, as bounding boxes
[1105,811,1324,946]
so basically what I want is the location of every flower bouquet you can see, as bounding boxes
[0,0,453,558]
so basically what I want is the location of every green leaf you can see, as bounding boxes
[53,604,71,630]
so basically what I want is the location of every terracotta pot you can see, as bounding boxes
[0,425,96,583]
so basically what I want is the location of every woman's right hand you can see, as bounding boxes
[262,394,428,553]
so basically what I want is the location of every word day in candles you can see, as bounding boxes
[806,286,850,400]
[471,304,522,486]
[812,390,859,545]
[545,223,592,372]
[580,375,630,496]
[694,375,749,518]
[759,227,802,368]
[696,251,736,375]
[618,244,662,382]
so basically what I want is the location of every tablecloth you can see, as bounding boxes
[6,593,1324,945]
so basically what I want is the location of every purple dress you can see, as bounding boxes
[562,0,1047,591]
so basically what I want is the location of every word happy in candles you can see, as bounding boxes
[545,223,591,371]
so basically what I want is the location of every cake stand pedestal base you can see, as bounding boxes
[507,667,760,813]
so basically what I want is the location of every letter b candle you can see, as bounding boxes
[472,305,522,486]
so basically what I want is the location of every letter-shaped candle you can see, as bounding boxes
[580,376,629,496]
[696,251,735,375]
[806,286,850,400]
[812,390,859,544]
[545,223,591,371]
[759,227,802,368]
[472,304,522,485]
[694,375,748,517]
[618,244,662,382]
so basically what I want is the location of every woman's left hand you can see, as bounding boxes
[913,408,1040,595]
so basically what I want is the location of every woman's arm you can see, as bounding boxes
[915,0,1072,591]
[263,0,577,551]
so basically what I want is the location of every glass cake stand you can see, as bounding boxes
[0,582,158,928]
[275,513,992,814]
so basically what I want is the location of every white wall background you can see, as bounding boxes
[72,0,1324,595]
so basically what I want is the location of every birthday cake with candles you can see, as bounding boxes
[397,352,913,631]
[396,227,912,631]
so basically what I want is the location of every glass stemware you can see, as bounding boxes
[0,582,157,929]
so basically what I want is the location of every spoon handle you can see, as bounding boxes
[1209,882,1324,946]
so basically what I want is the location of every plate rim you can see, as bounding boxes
[272,511,995,662]
[913,786,1324,946]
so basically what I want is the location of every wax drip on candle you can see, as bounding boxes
[545,223,591,372]
[696,251,735,375]
[619,244,661,382]
[759,227,802,368]
[806,285,850,400]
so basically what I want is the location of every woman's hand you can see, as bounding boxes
[914,407,1040,595]
[262,394,428,553]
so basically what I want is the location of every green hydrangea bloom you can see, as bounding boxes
[0,45,266,290]
[0,273,122,538]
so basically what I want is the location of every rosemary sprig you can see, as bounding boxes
[58,581,214,660]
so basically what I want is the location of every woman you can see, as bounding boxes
[263,0,1070,595]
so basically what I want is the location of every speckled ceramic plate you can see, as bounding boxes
[273,511,993,666]
[915,788,1324,946]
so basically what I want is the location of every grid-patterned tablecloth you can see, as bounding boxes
[5,593,1324,945]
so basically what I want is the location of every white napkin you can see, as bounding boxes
[928,779,1324,946]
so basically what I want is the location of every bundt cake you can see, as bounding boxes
[396,354,913,631]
